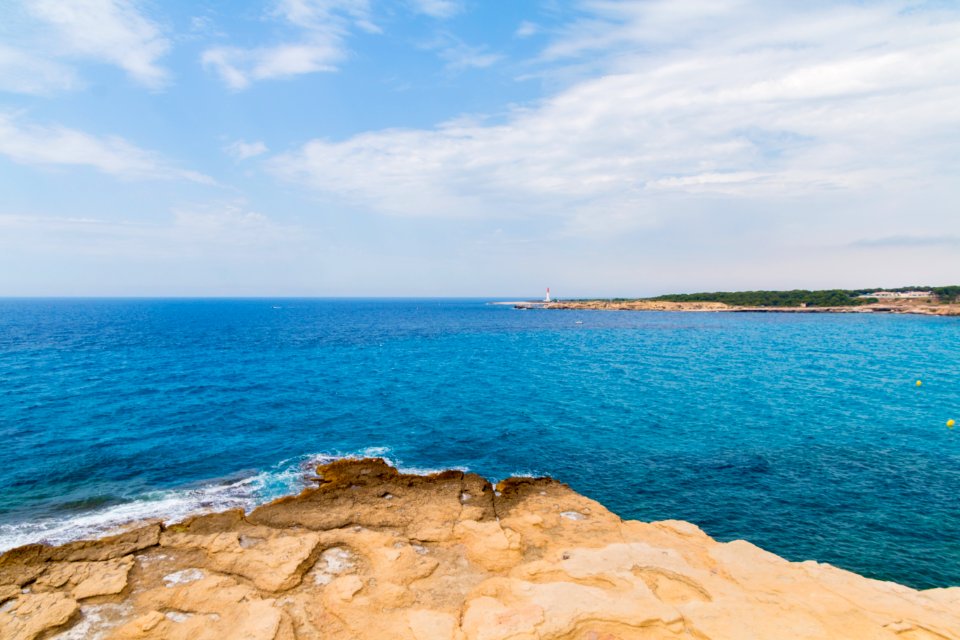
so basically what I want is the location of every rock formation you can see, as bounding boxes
[542,299,960,315]
[1,458,958,639]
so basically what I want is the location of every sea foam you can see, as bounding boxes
[0,448,453,552]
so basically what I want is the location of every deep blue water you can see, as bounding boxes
[1,299,959,589]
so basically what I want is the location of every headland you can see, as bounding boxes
[536,299,960,315]
[2,458,957,639]
[511,287,960,315]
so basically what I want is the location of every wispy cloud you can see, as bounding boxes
[202,0,378,90]
[203,43,342,90]
[225,140,269,161]
[414,31,503,72]
[0,44,79,95]
[852,235,960,249]
[409,0,462,19]
[0,203,286,249]
[0,201,303,297]
[0,112,212,183]
[0,198,308,293]
[270,0,960,240]
[437,39,502,71]
[170,202,288,246]
[25,0,171,90]
[515,21,539,38]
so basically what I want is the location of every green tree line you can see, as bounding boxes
[644,286,959,307]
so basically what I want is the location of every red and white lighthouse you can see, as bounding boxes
[544,287,551,302]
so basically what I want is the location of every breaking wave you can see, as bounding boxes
[0,447,461,552]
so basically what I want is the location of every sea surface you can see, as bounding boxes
[1,299,958,589]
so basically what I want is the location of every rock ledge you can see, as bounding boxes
[1,458,958,639]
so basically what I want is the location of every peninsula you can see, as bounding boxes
[2,459,957,640]
[518,287,960,316]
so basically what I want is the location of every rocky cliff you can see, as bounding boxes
[1,459,958,640]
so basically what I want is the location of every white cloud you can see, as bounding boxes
[515,21,539,38]
[0,203,285,249]
[226,140,269,161]
[170,202,285,245]
[438,41,502,70]
[417,32,503,72]
[26,0,171,89]
[278,0,378,32]
[0,112,213,183]
[0,200,320,296]
[0,203,309,296]
[202,0,377,89]
[0,44,79,95]
[270,0,960,241]
[203,43,343,90]
[409,0,462,19]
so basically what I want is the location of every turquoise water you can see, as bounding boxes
[1,299,958,589]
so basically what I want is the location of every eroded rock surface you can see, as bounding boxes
[1,459,957,640]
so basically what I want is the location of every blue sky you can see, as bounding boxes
[0,0,958,297]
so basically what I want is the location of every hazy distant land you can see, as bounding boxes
[521,286,960,315]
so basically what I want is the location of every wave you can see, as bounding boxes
[0,447,463,553]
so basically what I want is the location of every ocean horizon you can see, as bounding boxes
[2,298,958,590]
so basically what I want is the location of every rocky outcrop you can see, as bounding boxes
[547,300,731,311]
[543,299,960,315]
[1,459,958,639]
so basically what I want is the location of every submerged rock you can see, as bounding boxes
[0,458,958,639]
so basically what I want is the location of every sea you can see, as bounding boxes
[1,298,958,590]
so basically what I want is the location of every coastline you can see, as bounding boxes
[512,299,960,316]
[2,459,958,640]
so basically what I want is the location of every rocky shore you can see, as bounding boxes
[538,299,960,316]
[2,459,958,640]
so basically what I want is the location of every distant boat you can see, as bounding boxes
[575,320,583,324]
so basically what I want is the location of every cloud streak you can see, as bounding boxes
[269,0,960,240]
[202,0,378,89]
[409,0,462,20]
[0,44,79,95]
[226,140,269,161]
[0,113,213,183]
[0,203,292,256]
[0,203,310,296]
[25,0,171,89]
[852,235,960,249]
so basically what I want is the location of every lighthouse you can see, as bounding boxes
[544,287,551,303]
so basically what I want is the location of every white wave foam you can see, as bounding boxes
[343,447,468,478]
[0,448,473,553]
[0,452,336,553]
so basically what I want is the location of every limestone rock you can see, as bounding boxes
[160,525,320,592]
[0,592,79,640]
[0,458,957,640]
[34,556,135,599]
[114,574,287,640]
[0,524,160,589]
[50,524,162,563]
[0,584,20,604]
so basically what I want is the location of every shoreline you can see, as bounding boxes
[2,459,958,640]
[0,451,466,556]
[509,299,960,316]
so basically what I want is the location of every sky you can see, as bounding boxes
[0,0,958,297]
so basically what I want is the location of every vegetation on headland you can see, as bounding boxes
[593,286,960,308]
[647,289,872,307]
